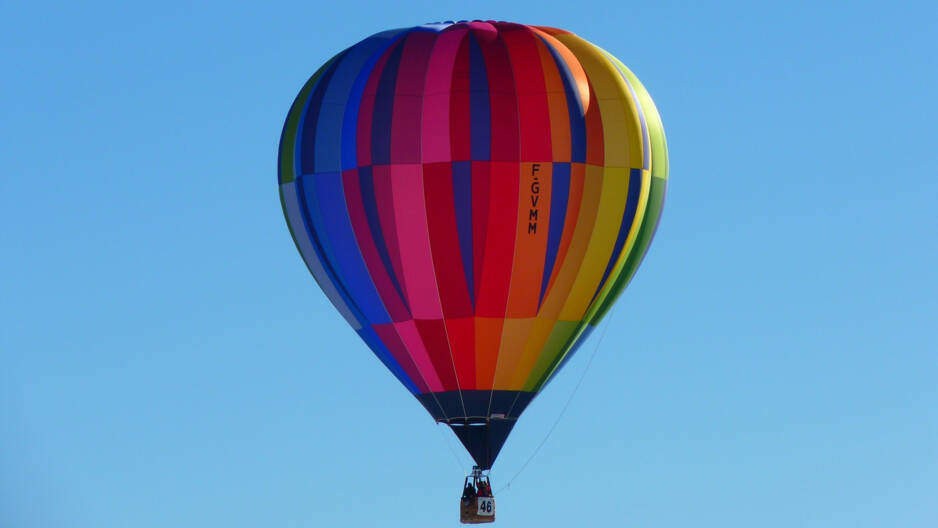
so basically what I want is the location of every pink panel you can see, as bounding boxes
[390,164,444,319]
[421,28,467,163]
[372,323,429,393]
[394,319,444,391]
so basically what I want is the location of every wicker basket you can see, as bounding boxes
[460,497,495,524]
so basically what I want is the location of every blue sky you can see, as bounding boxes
[2,1,935,527]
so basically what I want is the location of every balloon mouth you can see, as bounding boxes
[417,391,536,470]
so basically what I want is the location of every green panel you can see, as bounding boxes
[586,179,666,324]
[522,320,580,391]
[581,52,669,326]
[607,53,669,182]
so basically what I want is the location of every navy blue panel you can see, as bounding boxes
[298,50,347,175]
[588,167,643,306]
[358,165,410,313]
[371,40,406,166]
[339,29,411,171]
[416,390,534,421]
[312,172,391,324]
[443,391,469,419]
[452,161,474,305]
[314,35,395,173]
[539,161,570,308]
[294,174,368,327]
[504,391,535,419]
[537,35,587,163]
[450,419,516,470]
[468,33,491,162]
[413,391,535,468]
[279,53,341,184]
[415,393,447,421]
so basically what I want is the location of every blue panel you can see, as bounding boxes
[371,40,406,165]
[356,326,419,394]
[452,160,474,305]
[340,30,412,171]
[312,103,345,172]
[538,161,570,308]
[311,171,391,324]
[468,33,491,162]
[315,29,413,173]
[298,51,347,175]
[282,182,365,329]
[294,175,368,327]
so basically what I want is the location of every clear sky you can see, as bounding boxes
[2,1,936,527]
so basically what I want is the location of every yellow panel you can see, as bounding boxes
[581,168,651,322]
[491,317,536,391]
[536,164,604,318]
[559,167,630,320]
[593,96,630,168]
[554,34,644,170]
[522,320,580,391]
[506,316,557,389]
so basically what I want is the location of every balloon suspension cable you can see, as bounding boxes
[493,304,619,496]
[437,421,471,475]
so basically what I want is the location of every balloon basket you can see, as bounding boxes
[460,497,495,524]
[460,466,495,524]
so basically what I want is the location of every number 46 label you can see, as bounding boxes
[477,497,495,516]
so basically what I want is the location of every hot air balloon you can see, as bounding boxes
[277,20,667,523]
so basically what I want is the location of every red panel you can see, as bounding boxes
[502,27,551,162]
[444,317,476,389]
[372,323,429,393]
[476,27,520,162]
[371,165,409,304]
[449,35,471,161]
[474,317,504,390]
[475,161,520,316]
[584,81,605,167]
[535,36,572,162]
[414,318,459,391]
[423,162,473,318]
[471,161,490,302]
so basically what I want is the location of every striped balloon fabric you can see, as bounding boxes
[278,20,668,469]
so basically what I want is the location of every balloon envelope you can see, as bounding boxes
[278,21,668,469]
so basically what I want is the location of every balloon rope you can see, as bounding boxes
[436,422,471,475]
[493,304,618,496]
